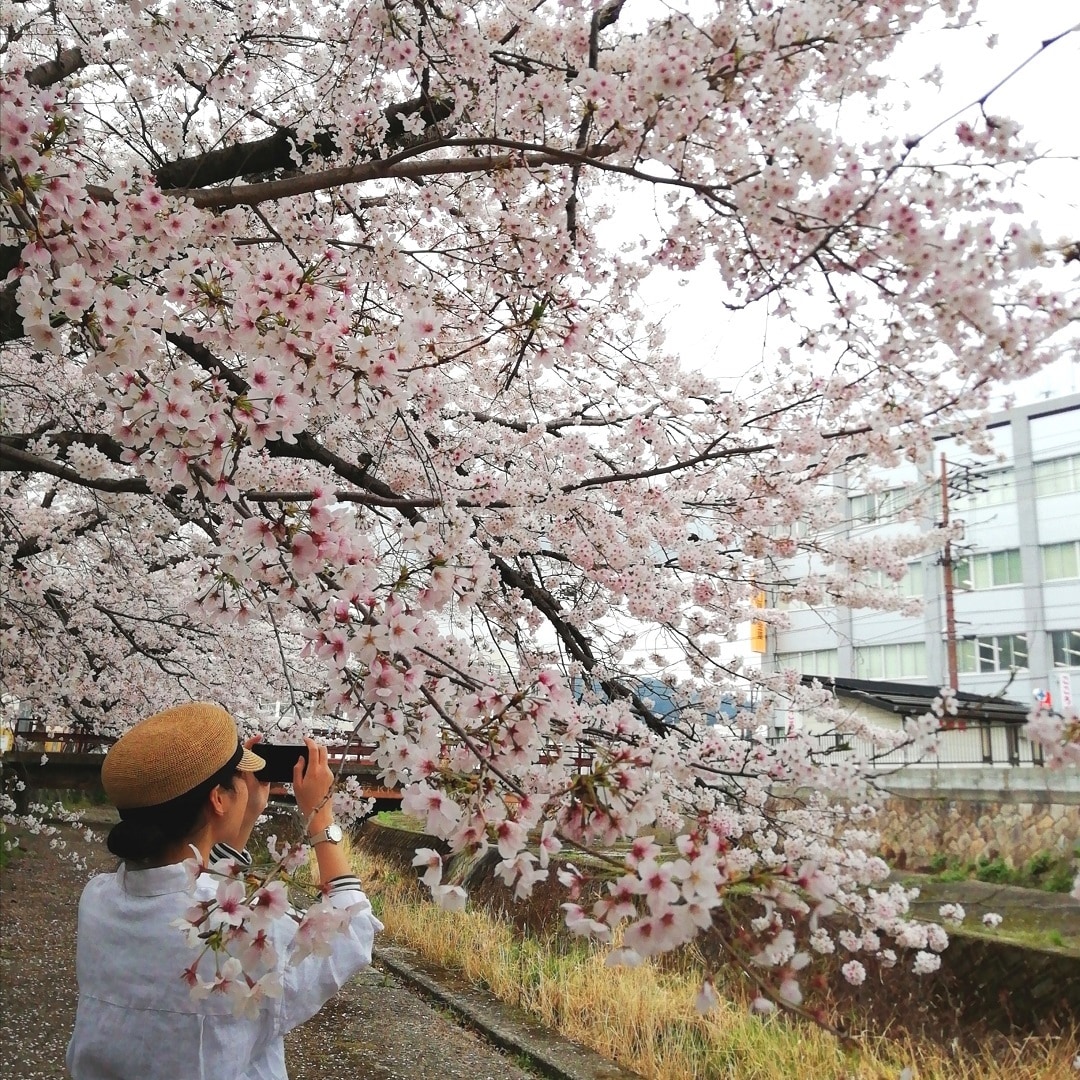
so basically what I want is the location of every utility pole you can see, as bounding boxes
[939,453,959,691]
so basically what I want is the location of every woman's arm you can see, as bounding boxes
[277,737,383,1034]
[292,737,352,884]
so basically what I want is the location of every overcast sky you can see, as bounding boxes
[610,2,1078,678]
[619,0,1079,404]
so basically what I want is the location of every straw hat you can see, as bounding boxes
[101,702,265,810]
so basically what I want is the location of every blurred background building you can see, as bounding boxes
[762,391,1080,718]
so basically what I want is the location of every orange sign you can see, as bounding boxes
[750,591,766,653]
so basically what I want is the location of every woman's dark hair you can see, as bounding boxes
[106,749,242,862]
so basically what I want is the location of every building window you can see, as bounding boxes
[1050,629,1080,669]
[770,520,812,541]
[854,642,925,679]
[957,634,1028,674]
[1035,454,1080,498]
[776,593,811,611]
[864,564,923,597]
[952,468,1015,511]
[848,488,920,525]
[1042,541,1080,582]
[953,549,1022,590]
[775,649,838,677]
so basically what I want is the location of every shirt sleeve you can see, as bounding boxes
[209,841,252,866]
[275,883,384,1035]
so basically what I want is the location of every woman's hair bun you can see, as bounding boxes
[106,818,169,862]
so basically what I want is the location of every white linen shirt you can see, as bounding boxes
[66,853,382,1080]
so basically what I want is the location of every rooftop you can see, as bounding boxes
[801,676,1028,725]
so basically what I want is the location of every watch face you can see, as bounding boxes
[326,823,344,843]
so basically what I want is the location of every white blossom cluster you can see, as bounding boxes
[173,837,364,1016]
[2,0,1078,1022]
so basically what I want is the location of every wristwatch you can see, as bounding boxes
[309,822,343,846]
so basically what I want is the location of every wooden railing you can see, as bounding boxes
[5,727,116,754]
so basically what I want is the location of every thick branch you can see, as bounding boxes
[155,129,341,191]
[150,96,454,189]
[0,281,20,342]
[1,429,131,462]
[242,489,439,508]
[0,94,452,342]
[0,441,153,494]
[171,142,616,209]
[26,46,87,88]
[8,511,106,569]
[163,332,422,522]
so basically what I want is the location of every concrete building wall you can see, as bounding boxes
[767,392,1080,710]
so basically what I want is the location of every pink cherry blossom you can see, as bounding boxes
[2,0,1078,1023]
[249,882,289,926]
[209,880,248,929]
[842,961,867,986]
[694,978,719,1015]
[913,951,942,976]
[412,848,444,888]
[431,884,468,912]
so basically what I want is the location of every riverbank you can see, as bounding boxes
[352,817,1080,1079]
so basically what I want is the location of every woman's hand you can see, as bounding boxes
[293,737,335,835]
[292,737,351,883]
[233,736,271,849]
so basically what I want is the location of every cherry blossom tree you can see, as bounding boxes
[2,0,1077,1012]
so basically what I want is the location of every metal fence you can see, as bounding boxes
[767,721,1044,768]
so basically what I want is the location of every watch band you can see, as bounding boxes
[309,823,343,846]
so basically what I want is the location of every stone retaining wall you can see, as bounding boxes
[876,794,1080,868]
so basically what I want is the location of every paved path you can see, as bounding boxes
[285,956,537,1080]
[0,823,537,1080]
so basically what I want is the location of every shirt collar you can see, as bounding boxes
[116,860,192,897]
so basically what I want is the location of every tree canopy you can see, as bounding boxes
[2,0,1077,1011]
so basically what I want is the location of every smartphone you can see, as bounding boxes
[253,744,309,784]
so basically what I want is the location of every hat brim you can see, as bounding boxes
[238,747,267,772]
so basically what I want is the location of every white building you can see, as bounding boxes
[765,392,1080,713]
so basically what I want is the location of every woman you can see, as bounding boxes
[66,701,382,1079]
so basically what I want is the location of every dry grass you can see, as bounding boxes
[349,846,1078,1080]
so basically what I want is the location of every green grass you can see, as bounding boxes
[959,923,1078,952]
[372,809,427,832]
[919,849,1077,894]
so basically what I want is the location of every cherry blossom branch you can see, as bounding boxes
[168,141,619,209]
[905,22,1080,151]
[565,0,626,243]
[26,46,88,88]
[153,95,454,191]
[8,510,106,569]
[0,440,149,494]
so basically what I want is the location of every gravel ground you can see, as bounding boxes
[0,819,536,1080]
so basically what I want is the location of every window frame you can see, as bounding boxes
[1042,541,1080,582]
[956,633,1029,674]
[854,641,926,680]
[952,468,1015,511]
[953,548,1023,591]
[1050,629,1080,669]
[1035,454,1080,498]
[774,649,839,677]
[848,487,922,526]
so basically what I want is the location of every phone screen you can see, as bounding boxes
[253,744,309,783]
